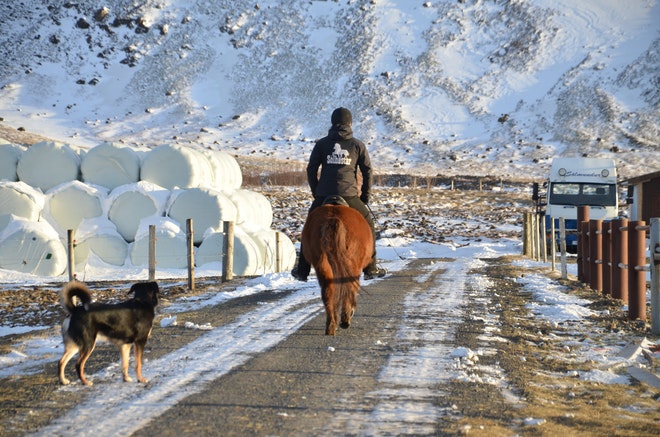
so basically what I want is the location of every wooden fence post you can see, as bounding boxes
[148,225,156,281]
[577,206,590,281]
[628,221,646,321]
[67,229,75,281]
[186,218,195,291]
[222,221,234,282]
[581,221,591,284]
[602,221,612,296]
[589,220,603,293]
[559,218,568,280]
[550,217,556,271]
[612,218,628,302]
[540,213,547,263]
[531,212,539,260]
[275,232,282,273]
[523,212,532,257]
[650,218,660,334]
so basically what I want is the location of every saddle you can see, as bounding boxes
[322,195,349,207]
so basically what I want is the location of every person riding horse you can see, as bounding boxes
[292,107,387,281]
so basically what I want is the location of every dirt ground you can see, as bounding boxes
[1,187,659,435]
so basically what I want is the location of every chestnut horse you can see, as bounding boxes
[302,202,374,335]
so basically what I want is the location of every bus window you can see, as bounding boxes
[552,183,580,195]
[583,184,609,195]
[549,183,616,207]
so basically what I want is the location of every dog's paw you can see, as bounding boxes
[123,375,134,383]
[138,377,148,383]
[60,378,71,385]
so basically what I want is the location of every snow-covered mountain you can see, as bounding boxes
[0,0,658,179]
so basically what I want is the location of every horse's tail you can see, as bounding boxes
[322,216,359,302]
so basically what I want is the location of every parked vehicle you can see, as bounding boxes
[544,157,618,252]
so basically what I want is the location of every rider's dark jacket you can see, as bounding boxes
[306,124,372,200]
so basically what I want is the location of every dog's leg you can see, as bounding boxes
[133,341,148,383]
[120,343,134,382]
[58,341,79,385]
[76,343,96,386]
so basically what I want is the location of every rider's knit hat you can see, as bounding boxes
[331,107,352,126]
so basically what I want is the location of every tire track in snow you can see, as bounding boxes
[325,258,471,435]
[30,286,322,437]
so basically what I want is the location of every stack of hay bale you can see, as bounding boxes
[0,140,295,277]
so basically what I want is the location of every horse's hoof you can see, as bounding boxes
[340,321,350,329]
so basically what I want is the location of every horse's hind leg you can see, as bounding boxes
[340,287,357,329]
[322,282,338,336]
[340,306,354,329]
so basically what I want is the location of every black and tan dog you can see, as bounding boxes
[58,280,159,386]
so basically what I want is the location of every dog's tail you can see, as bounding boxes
[60,281,93,314]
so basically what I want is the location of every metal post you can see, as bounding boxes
[589,220,602,292]
[186,218,195,291]
[628,221,646,321]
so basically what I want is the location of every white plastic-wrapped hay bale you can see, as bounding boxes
[130,217,187,269]
[81,142,140,189]
[77,217,129,266]
[141,144,214,190]
[0,181,45,230]
[167,187,238,245]
[70,238,91,272]
[201,149,243,190]
[196,226,262,276]
[0,218,67,276]
[228,189,273,229]
[44,181,105,236]
[0,142,24,182]
[107,181,170,242]
[246,228,297,272]
[16,141,81,191]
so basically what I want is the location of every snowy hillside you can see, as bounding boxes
[0,0,658,179]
